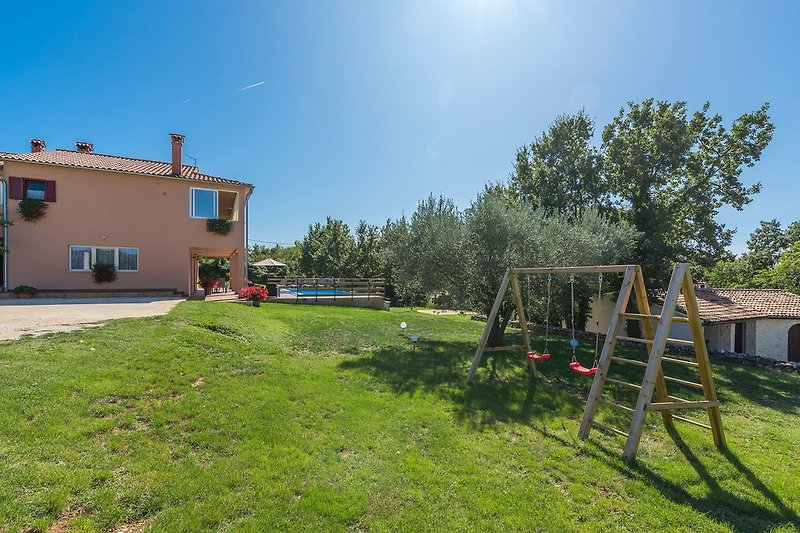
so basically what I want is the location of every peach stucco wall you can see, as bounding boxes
[2,161,251,294]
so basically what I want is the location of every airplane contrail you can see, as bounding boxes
[237,81,265,92]
[180,99,192,104]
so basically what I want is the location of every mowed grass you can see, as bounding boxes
[0,302,798,532]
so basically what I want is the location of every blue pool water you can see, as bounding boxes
[283,288,352,296]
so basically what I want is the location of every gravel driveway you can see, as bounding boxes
[0,297,183,341]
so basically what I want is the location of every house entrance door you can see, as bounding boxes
[789,324,800,363]
[734,322,744,353]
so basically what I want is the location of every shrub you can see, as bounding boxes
[12,285,37,295]
[206,218,233,236]
[239,285,268,301]
[17,199,48,222]
[91,262,117,284]
[199,277,218,292]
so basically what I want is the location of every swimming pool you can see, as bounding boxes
[282,288,353,297]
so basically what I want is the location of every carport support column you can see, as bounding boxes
[230,251,245,293]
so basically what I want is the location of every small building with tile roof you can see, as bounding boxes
[589,287,800,362]
[0,134,254,296]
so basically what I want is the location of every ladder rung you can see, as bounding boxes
[610,356,648,367]
[590,421,629,438]
[604,377,641,390]
[667,338,695,347]
[620,313,690,324]
[663,376,705,390]
[599,398,635,414]
[646,400,720,411]
[616,336,695,347]
[616,336,652,344]
[673,415,712,430]
[661,356,699,368]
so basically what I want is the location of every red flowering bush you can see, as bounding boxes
[239,285,269,301]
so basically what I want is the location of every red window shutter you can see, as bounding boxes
[44,180,56,202]
[8,177,23,200]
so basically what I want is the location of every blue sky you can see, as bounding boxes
[1,1,797,253]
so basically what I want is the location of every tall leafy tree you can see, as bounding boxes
[407,195,466,294]
[299,217,356,277]
[744,219,785,271]
[381,215,424,306]
[353,221,383,278]
[385,188,636,346]
[510,110,608,216]
[602,99,774,289]
[764,242,800,295]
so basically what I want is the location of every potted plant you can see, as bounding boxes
[12,285,37,299]
[198,259,229,294]
[91,262,117,284]
[239,285,268,307]
[199,276,218,296]
[206,218,233,236]
[17,199,48,222]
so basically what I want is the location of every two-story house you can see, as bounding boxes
[0,134,254,296]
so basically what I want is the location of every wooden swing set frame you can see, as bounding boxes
[465,263,726,460]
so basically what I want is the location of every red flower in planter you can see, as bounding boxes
[239,285,269,301]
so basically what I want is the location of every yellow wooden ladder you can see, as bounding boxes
[577,263,726,460]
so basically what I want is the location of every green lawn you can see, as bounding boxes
[1,302,798,532]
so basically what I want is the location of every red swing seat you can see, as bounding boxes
[569,360,597,376]
[527,351,551,361]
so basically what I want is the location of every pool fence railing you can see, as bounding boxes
[266,277,386,302]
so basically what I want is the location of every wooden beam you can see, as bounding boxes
[623,263,688,460]
[616,336,695,347]
[673,415,712,430]
[590,421,628,438]
[632,266,673,430]
[604,377,642,390]
[483,345,524,352]
[610,356,648,367]
[662,375,705,390]
[646,400,720,411]
[578,266,637,439]
[599,398,635,414]
[509,272,536,378]
[681,268,726,449]
[466,270,510,384]
[620,313,690,324]
[661,356,700,368]
[511,265,636,275]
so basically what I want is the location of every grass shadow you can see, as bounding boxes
[584,429,799,532]
[337,337,586,433]
[338,330,799,531]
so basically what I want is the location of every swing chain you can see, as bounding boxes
[594,273,603,367]
[544,274,551,351]
[570,275,576,363]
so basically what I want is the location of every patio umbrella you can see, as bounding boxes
[251,258,287,267]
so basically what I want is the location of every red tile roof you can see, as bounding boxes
[677,288,800,323]
[0,149,251,188]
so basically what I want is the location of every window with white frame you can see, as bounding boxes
[118,248,138,271]
[190,188,238,220]
[69,246,139,272]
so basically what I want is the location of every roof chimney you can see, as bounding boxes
[170,133,185,176]
[30,139,46,153]
[76,141,94,154]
